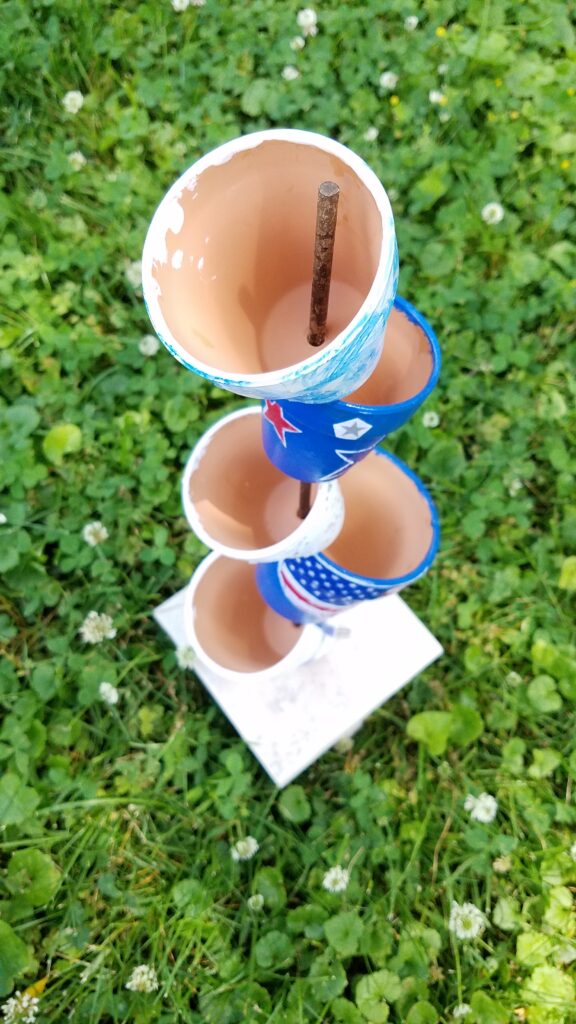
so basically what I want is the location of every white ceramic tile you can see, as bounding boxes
[153,590,442,788]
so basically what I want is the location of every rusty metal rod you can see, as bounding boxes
[297,181,340,520]
[307,180,340,347]
[297,481,312,520]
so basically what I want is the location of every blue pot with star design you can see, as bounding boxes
[256,448,440,624]
[261,296,440,482]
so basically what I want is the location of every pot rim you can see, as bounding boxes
[181,404,341,560]
[142,128,396,391]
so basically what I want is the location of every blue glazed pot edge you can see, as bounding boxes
[275,293,441,419]
[309,447,441,588]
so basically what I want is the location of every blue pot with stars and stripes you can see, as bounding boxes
[261,296,440,482]
[255,448,440,624]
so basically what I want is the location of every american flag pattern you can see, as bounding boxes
[276,554,404,620]
[256,448,441,624]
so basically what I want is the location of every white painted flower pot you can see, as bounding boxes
[181,406,343,561]
[183,552,328,682]
[142,129,397,402]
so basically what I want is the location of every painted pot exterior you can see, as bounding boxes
[183,552,328,681]
[261,296,441,482]
[256,450,440,625]
[181,406,344,562]
[142,129,398,403]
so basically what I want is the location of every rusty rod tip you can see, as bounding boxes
[319,180,340,198]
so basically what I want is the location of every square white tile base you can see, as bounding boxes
[153,590,443,788]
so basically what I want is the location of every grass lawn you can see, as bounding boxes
[1,1,575,1021]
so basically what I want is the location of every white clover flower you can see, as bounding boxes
[82,521,109,547]
[422,410,440,428]
[429,89,446,105]
[363,126,379,142]
[481,201,505,225]
[176,645,196,670]
[492,855,512,873]
[190,0,206,5]
[506,670,522,686]
[404,15,419,31]
[171,0,190,10]
[125,965,159,993]
[99,681,119,706]
[335,735,354,753]
[508,478,523,497]
[439,111,451,123]
[62,90,84,114]
[139,334,160,357]
[247,893,264,911]
[569,841,576,862]
[449,900,486,940]
[379,71,399,90]
[453,1006,472,1020]
[68,150,87,171]
[387,187,399,203]
[290,35,306,50]
[296,8,318,36]
[0,513,7,525]
[79,611,117,645]
[438,63,448,75]
[464,793,498,824]
[125,260,143,289]
[282,65,300,81]
[1,991,40,1024]
[231,836,259,862]
[322,865,350,893]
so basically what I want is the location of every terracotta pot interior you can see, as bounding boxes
[152,140,382,375]
[324,452,433,579]
[344,306,433,407]
[193,557,299,672]
[189,413,317,550]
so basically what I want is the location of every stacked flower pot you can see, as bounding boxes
[142,130,440,684]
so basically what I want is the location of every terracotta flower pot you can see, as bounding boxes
[261,296,441,481]
[142,129,397,402]
[256,449,440,624]
[181,406,344,561]
[184,553,327,680]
